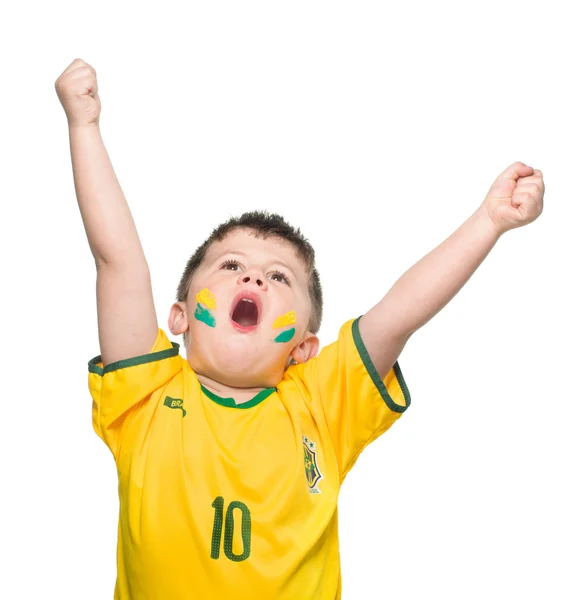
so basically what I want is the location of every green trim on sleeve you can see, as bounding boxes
[88,342,181,377]
[352,316,411,413]
[201,385,276,409]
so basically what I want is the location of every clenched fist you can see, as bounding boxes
[480,161,545,235]
[55,58,101,127]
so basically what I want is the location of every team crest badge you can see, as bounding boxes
[303,435,323,494]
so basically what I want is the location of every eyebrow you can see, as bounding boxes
[214,249,298,279]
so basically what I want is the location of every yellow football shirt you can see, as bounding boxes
[88,317,411,599]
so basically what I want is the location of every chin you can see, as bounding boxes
[212,343,284,387]
[191,324,289,386]
[227,350,277,379]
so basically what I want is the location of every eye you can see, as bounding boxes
[220,259,242,271]
[270,271,291,285]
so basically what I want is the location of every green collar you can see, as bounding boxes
[200,385,276,409]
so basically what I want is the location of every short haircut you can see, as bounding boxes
[175,211,323,347]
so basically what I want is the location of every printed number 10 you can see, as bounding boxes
[211,496,251,562]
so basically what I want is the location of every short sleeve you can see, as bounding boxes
[88,328,183,458]
[296,316,411,480]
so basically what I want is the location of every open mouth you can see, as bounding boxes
[230,292,262,330]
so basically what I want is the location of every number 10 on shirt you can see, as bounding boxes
[211,496,252,562]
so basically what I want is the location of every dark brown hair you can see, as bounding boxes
[175,211,323,347]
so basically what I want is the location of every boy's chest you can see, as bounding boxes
[116,389,340,581]
[118,386,339,519]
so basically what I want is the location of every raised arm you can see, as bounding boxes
[359,162,545,379]
[56,58,158,367]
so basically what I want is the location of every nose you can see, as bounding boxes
[237,269,267,289]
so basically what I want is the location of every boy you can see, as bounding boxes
[56,58,544,599]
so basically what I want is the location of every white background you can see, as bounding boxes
[1,1,580,598]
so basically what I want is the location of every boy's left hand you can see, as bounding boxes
[480,161,544,235]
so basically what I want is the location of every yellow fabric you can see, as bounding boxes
[88,317,410,599]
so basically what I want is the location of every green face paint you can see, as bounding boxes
[272,311,296,343]
[195,303,216,328]
[274,327,295,343]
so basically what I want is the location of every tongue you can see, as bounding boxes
[232,299,258,327]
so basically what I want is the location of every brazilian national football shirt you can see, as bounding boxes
[88,317,411,599]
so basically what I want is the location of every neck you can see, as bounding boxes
[196,373,271,405]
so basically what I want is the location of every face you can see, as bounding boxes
[168,229,319,388]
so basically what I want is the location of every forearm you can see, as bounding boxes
[69,124,148,268]
[379,207,501,338]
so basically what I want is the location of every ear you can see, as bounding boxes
[167,302,189,337]
[290,331,320,364]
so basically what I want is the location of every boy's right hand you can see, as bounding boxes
[55,58,101,127]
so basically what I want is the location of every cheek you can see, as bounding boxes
[194,304,216,328]
[195,287,216,309]
[271,310,297,330]
[273,328,296,343]
[270,310,297,344]
[193,287,217,328]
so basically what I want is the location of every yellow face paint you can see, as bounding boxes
[272,311,296,330]
[195,288,216,310]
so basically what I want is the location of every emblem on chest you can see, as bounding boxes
[303,435,324,494]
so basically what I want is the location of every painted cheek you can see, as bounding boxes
[274,328,295,343]
[272,311,297,329]
[272,311,297,343]
[195,288,216,309]
[194,288,217,328]
[195,304,216,327]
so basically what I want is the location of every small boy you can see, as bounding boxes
[56,58,544,600]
